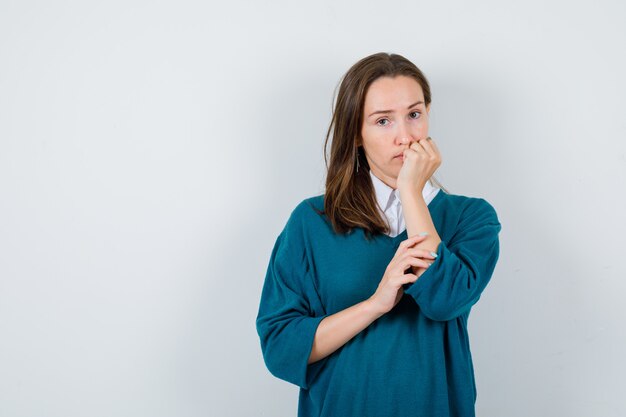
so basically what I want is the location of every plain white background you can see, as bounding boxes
[1,0,625,416]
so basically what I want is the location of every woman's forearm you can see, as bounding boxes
[401,190,441,250]
[308,298,384,364]
[400,189,442,277]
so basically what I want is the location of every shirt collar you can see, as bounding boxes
[368,169,437,212]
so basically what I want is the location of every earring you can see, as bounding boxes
[356,149,360,173]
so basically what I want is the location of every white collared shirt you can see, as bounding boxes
[369,169,440,238]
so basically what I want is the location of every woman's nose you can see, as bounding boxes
[396,122,413,144]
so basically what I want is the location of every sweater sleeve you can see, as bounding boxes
[403,198,502,321]
[255,207,328,390]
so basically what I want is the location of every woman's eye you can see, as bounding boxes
[377,119,390,126]
[409,111,421,119]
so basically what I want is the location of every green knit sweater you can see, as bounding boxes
[256,190,502,417]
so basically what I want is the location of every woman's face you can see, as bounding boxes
[359,75,430,189]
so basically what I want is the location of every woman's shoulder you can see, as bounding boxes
[438,189,496,208]
[281,194,321,212]
[437,190,500,224]
[279,194,327,235]
[287,194,326,223]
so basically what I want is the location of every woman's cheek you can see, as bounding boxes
[414,122,428,138]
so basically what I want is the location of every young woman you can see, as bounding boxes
[256,52,502,417]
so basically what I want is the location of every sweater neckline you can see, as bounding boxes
[382,188,446,245]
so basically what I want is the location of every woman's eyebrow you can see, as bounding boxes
[368,101,424,117]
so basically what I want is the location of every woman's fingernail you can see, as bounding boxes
[430,251,438,258]
[418,232,429,236]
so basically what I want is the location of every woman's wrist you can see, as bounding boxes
[364,296,388,319]
[398,183,426,201]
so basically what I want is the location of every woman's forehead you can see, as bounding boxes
[364,76,425,114]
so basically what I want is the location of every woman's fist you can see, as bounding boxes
[397,136,442,197]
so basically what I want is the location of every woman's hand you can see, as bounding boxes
[397,136,442,197]
[368,234,437,315]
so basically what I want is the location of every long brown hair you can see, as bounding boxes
[319,52,448,240]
